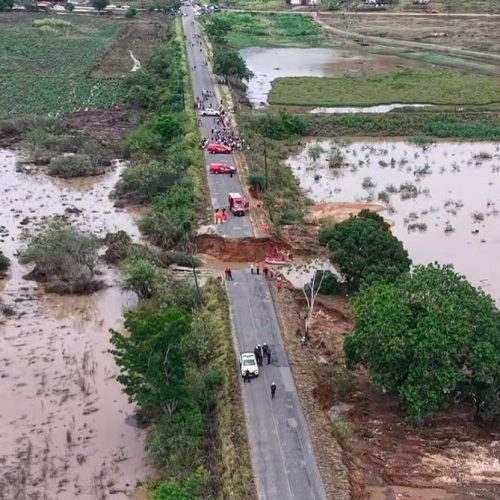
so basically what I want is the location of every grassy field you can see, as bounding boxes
[269,69,500,107]
[218,0,283,9]
[207,13,322,48]
[0,15,123,115]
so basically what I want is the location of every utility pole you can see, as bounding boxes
[263,138,268,191]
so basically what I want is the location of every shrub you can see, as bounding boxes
[19,219,99,286]
[276,210,304,225]
[247,172,265,191]
[318,270,342,295]
[253,111,305,140]
[48,154,105,177]
[64,2,75,11]
[0,249,9,271]
[115,161,181,203]
[33,18,72,28]
[157,251,201,268]
[125,6,137,18]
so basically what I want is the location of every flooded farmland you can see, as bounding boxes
[287,140,500,303]
[0,149,149,499]
[240,47,421,107]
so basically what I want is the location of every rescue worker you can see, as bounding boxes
[263,266,268,278]
[267,347,272,365]
[222,208,228,222]
[244,370,251,383]
[227,268,233,281]
[256,264,260,275]
[254,345,259,359]
[250,263,255,275]
[271,382,277,399]
[262,343,268,357]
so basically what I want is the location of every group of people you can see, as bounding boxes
[214,207,228,224]
[250,263,283,280]
[210,125,245,151]
[243,344,277,399]
[254,343,271,367]
[224,267,233,280]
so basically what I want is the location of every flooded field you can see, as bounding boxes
[287,139,500,303]
[240,47,420,107]
[0,149,149,499]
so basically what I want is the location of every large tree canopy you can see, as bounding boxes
[110,308,191,414]
[213,48,253,80]
[319,210,411,291]
[345,264,500,423]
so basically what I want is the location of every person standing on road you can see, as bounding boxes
[262,343,268,357]
[227,268,233,280]
[271,382,277,399]
[244,370,251,383]
[250,263,255,275]
[267,347,272,365]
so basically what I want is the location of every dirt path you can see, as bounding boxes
[316,15,500,67]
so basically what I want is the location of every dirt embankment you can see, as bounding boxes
[272,284,500,500]
[195,234,292,262]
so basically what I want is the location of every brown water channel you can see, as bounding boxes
[0,150,149,499]
[287,139,500,303]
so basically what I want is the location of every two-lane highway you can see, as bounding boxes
[181,5,328,499]
[182,11,253,238]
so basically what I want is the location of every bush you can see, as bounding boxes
[19,219,99,286]
[0,249,10,271]
[33,18,72,28]
[48,154,105,177]
[125,6,137,18]
[120,257,165,299]
[253,111,305,140]
[115,160,181,203]
[64,2,74,11]
[247,172,265,191]
[318,270,342,295]
[157,251,201,268]
[276,210,304,224]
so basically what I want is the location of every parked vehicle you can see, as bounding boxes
[200,107,220,116]
[239,352,259,378]
[199,138,209,149]
[208,162,236,174]
[207,143,232,154]
[228,192,249,216]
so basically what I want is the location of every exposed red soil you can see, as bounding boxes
[272,286,500,500]
[194,234,294,262]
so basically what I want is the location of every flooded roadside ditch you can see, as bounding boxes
[0,149,149,498]
[287,139,500,303]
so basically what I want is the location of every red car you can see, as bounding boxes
[207,143,232,154]
[209,162,236,174]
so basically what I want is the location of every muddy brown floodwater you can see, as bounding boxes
[287,139,500,304]
[0,149,150,499]
[240,47,421,107]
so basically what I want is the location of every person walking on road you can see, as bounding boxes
[262,343,268,357]
[271,382,277,399]
[250,263,255,275]
[267,347,272,365]
[227,268,233,280]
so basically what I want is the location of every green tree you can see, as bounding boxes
[205,16,231,44]
[91,0,109,12]
[110,308,191,415]
[64,2,75,11]
[319,210,411,291]
[213,48,253,80]
[345,264,500,424]
[0,0,14,9]
[120,257,165,299]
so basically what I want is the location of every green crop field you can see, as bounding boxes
[0,16,123,115]
[269,69,500,107]
[208,13,322,48]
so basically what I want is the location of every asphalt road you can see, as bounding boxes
[181,6,328,499]
[182,9,253,239]
[227,271,327,500]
